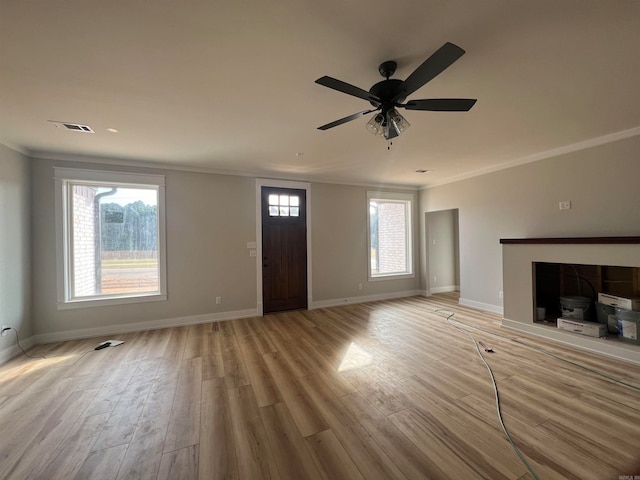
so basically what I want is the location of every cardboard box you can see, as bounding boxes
[557,317,607,338]
[597,293,640,311]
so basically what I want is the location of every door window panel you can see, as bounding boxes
[268,194,300,217]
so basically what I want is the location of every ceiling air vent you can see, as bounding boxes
[49,120,95,133]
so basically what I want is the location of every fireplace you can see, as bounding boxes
[533,262,638,325]
[500,237,640,364]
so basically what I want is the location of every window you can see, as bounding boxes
[268,193,300,217]
[55,168,167,308]
[367,191,414,279]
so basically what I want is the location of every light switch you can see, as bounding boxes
[247,241,257,249]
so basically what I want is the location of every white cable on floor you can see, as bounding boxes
[440,310,640,392]
[435,309,542,480]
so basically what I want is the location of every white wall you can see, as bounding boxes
[0,145,31,360]
[29,158,421,340]
[419,134,640,313]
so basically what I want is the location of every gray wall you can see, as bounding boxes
[419,134,640,311]
[31,158,258,335]
[29,157,420,337]
[13,132,640,341]
[0,145,32,348]
[312,183,420,301]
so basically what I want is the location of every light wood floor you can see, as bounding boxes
[1,293,640,480]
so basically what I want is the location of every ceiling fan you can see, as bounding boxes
[315,42,477,140]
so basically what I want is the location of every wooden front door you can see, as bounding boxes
[261,187,308,314]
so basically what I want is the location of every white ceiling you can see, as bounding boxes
[1,1,639,188]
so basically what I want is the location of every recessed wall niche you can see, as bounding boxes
[533,262,639,324]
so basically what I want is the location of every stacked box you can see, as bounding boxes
[597,293,640,311]
[615,308,640,345]
[557,317,607,338]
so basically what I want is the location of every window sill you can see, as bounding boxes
[368,273,415,282]
[57,293,167,310]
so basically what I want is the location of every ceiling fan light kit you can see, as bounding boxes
[315,42,476,142]
[365,113,385,136]
[388,108,410,134]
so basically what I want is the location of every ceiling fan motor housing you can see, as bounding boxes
[369,79,405,108]
[378,60,397,79]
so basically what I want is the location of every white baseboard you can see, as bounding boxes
[458,297,504,315]
[502,318,640,365]
[32,308,259,344]
[310,290,423,309]
[1,335,36,364]
[430,285,459,294]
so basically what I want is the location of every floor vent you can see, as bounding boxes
[49,121,95,133]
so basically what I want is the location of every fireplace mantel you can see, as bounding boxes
[500,236,640,245]
[501,238,640,364]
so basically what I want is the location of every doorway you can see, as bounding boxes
[260,186,308,313]
[426,209,460,293]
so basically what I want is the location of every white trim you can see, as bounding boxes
[53,167,165,186]
[57,293,167,310]
[458,297,504,315]
[502,318,640,365]
[54,167,167,308]
[28,124,640,192]
[0,141,29,156]
[310,290,422,309]
[430,285,460,294]
[367,191,415,281]
[368,272,415,282]
[422,125,640,189]
[33,308,259,345]
[368,191,416,201]
[255,179,312,316]
[32,152,420,191]
[0,335,37,365]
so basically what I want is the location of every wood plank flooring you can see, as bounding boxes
[1,293,640,479]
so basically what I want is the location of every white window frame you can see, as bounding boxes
[55,167,167,309]
[367,191,415,281]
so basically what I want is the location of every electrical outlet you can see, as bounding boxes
[1,326,10,337]
[499,291,504,299]
[358,283,362,290]
[433,276,437,284]
[215,296,221,304]
[559,200,571,210]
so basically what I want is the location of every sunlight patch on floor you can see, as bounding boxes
[0,355,75,385]
[338,342,373,372]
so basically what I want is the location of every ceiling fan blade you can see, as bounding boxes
[315,76,381,104]
[317,109,379,130]
[404,98,477,111]
[394,42,465,101]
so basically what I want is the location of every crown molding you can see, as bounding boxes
[421,125,640,190]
